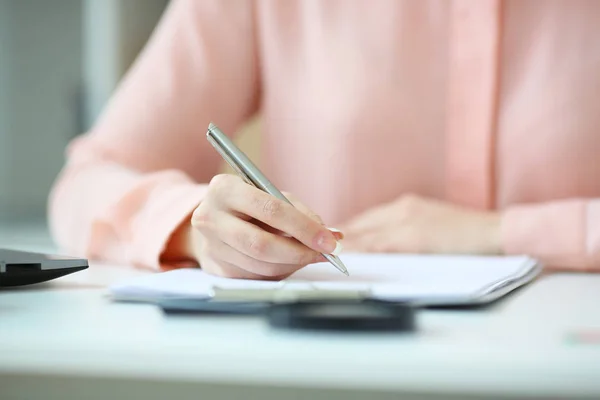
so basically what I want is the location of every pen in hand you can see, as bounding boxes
[205,122,349,276]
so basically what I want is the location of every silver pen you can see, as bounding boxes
[206,122,349,276]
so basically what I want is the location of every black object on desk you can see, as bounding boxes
[0,248,88,287]
[159,296,416,333]
[267,300,416,332]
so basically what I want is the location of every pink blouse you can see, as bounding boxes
[49,0,600,272]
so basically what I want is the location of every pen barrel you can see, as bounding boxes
[207,123,291,204]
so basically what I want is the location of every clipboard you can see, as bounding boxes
[157,283,372,314]
[109,253,542,309]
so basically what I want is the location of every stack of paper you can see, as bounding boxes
[108,253,541,306]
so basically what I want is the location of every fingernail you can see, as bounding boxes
[327,227,344,240]
[332,240,343,256]
[315,231,338,253]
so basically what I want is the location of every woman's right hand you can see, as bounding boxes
[188,174,343,280]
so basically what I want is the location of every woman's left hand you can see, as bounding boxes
[339,195,502,255]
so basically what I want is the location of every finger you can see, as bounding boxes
[251,219,285,235]
[208,175,340,250]
[254,204,343,240]
[252,219,343,241]
[224,185,340,255]
[215,212,324,266]
[205,234,307,278]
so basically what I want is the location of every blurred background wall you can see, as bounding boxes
[0,0,261,229]
[0,0,83,224]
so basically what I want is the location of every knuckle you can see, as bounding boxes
[208,174,235,196]
[233,230,248,248]
[261,198,283,221]
[248,233,270,257]
[191,206,210,229]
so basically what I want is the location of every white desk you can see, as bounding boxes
[1,226,600,400]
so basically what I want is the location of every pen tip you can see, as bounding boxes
[325,254,349,276]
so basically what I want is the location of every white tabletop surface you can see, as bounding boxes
[1,224,600,400]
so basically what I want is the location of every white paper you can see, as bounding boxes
[108,253,541,306]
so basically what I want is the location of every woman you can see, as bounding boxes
[49,0,600,279]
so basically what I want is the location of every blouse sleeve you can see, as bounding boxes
[48,0,260,270]
[502,199,600,271]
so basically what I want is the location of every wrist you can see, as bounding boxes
[160,213,199,265]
